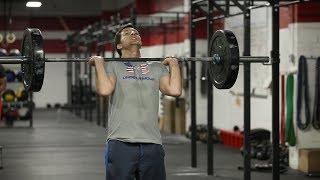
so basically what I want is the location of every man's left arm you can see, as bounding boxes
[159,57,182,97]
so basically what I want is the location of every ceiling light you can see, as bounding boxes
[26,1,42,8]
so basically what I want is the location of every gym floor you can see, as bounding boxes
[0,110,310,180]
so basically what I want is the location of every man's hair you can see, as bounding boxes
[114,23,134,57]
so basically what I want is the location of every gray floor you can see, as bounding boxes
[0,109,311,180]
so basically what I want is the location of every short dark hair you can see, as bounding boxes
[114,23,134,57]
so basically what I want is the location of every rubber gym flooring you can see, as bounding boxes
[0,109,311,180]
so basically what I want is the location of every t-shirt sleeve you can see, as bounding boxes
[158,63,169,78]
[0,64,5,78]
[105,62,116,76]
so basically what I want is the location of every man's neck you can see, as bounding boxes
[121,46,141,58]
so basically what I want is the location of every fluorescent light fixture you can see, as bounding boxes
[26,1,42,8]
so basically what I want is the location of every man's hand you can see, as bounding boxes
[88,56,105,66]
[160,56,182,97]
[162,57,179,67]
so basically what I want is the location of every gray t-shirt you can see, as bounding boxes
[105,61,169,145]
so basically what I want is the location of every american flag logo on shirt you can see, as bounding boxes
[124,62,135,74]
[140,63,149,75]
[126,65,134,74]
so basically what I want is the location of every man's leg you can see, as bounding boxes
[105,140,139,180]
[137,143,166,180]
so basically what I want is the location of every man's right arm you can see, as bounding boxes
[89,57,116,96]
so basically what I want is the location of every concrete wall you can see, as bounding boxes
[34,54,68,107]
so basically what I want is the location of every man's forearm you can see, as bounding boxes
[168,64,182,95]
[95,68,101,93]
[95,64,113,95]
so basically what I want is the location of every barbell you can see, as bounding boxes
[0,28,270,92]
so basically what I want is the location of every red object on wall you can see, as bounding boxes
[220,130,244,149]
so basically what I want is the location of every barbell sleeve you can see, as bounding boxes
[239,56,270,63]
[0,59,27,64]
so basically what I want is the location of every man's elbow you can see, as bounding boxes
[97,91,109,97]
[170,88,182,97]
[97,88,112,97]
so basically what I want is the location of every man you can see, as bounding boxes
[88,23,181,180]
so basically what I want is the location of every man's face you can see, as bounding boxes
[118,27,142,50]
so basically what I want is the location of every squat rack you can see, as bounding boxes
[190,0,308,179]
[66,8,187,127]
[66,9,136,123]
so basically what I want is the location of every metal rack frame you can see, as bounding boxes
[188,1,302,180]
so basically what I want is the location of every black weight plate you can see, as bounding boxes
[209,30,239,89]
[21,28,45,92]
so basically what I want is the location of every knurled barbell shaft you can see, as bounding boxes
[0,56,270,64]
[0,57,196,64]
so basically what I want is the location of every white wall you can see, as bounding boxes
[198,7,274,131]
[33,54,68,107]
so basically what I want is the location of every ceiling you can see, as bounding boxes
[0,0,133,16]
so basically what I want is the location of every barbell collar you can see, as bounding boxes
[0,59,27,64]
